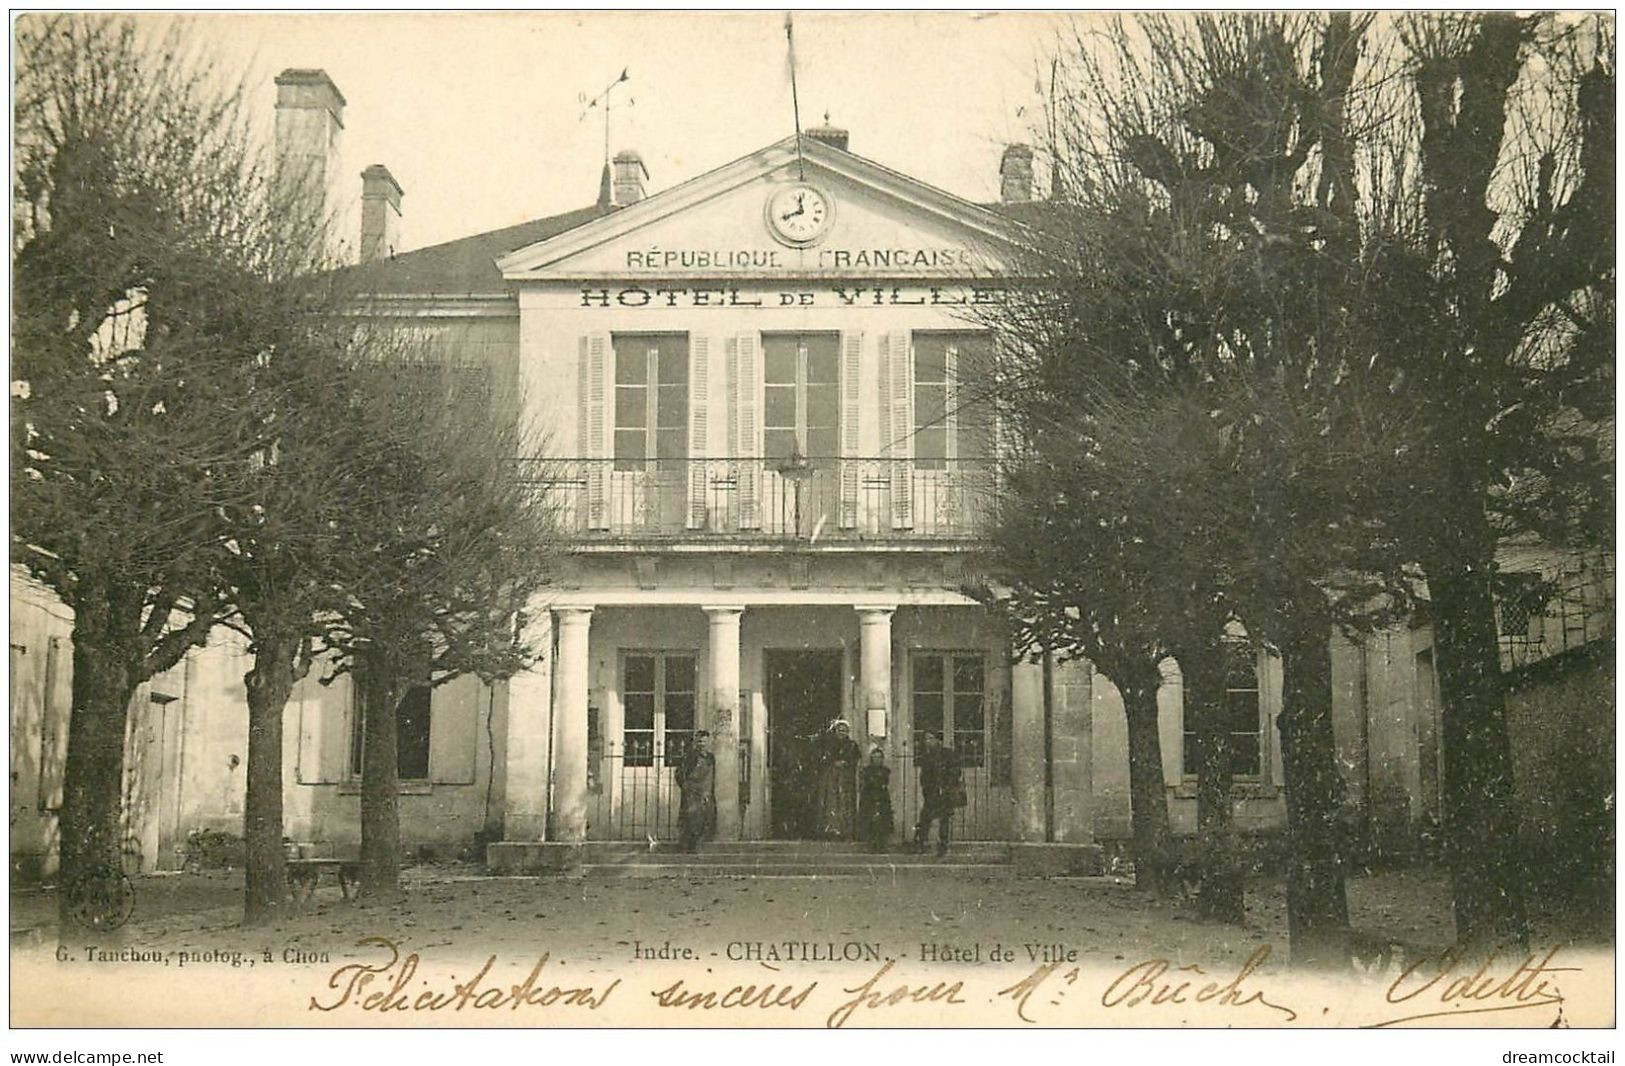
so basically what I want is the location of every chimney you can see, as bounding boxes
[274,69,346,238]
[611,150,648,206]
[359,165,404,262]
[1000,144,1034,204]
[805,115,849,153]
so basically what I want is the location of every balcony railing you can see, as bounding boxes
[520,457,996,542]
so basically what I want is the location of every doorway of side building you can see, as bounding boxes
[765,648,845,839]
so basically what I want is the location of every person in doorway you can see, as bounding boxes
[816,719,861,839]
[913,731,960,856]
[859,747,894,852]
[677,730,717,852]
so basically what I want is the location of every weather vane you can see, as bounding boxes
[577,67,632,167]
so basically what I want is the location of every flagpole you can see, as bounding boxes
[786,12,805,181]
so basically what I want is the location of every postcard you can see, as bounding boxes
[10,8,1614,1040]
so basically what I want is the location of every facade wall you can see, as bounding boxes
[10,578,74,877]
[1087,652,1288,841]
[9,572,251,879]
[519,282,992,465]
[285,665,505,856]
[9,570,1607,866]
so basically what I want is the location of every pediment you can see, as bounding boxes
[497,137,1025,282]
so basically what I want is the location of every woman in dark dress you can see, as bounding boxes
[816,720,861,839]
[858,747,894,851]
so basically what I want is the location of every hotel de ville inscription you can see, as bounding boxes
[584,239,1003,308]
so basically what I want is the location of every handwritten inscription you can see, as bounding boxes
[308,937,618,1014]
[1101,946,1298,1022]
[826,960,968,1029]
[651,968,818,1013]
[285,937,1587,1026]
[1375,946,1577,1027]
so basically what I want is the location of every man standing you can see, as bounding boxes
[914,732,960,856]
[677,730,717,852]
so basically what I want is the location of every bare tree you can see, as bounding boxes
[985,13,1424,963]
[312,346,559,899]
[996,11,1611,959]
[216,292,405,925]
[1381,12,1614,950]
[12,15,301,930]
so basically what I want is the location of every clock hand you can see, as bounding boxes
[780,204,805,221]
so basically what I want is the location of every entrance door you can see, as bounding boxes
[765,649,844,839]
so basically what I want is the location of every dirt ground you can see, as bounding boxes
[10,862,1610,965]
[10,864,1614,1028]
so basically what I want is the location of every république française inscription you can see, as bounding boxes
[622,247,979,271]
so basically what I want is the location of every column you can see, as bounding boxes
[856,606,896,740]
[1050,655,1095,844]
[705,606,744,840]
[1010,654,1047,842]
[503,608,554,841]
[550,607,593,842]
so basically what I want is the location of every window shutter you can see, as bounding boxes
[687,335,710,530]
[732,331,762,529]
[838,331,863,528]
[579,333,610,530]
[36,636,67,810]
[429,675,481,784]
[297,672,352,784]
[886,331,914,529]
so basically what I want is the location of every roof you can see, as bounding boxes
[344,203,614,296]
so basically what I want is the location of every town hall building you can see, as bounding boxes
[10,68,1613,881]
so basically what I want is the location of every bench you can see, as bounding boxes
[286,858,359,904]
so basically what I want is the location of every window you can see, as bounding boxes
[1181,643,1262,777]
[912,332,993,470]
[350,685,432,780]
[1496,571,1548,640]
[763,333,839,464]
[622,653,698,768]
[911,652,986,767]
[614,334,689,471]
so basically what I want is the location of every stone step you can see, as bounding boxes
[582,841,1010,855]
[580,846,1009,865]
[584,851,1009,867]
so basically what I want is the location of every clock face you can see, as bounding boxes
[765,183,834,247]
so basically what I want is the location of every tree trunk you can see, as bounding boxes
[1183,642,1245,924]
[1276,615,1350,966]
[356,653,403,899]
[1427,548,1530,952]
[1120,677,1173,894]
[242,630,295,925]
[56,587,140,933]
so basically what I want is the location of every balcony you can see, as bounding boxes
[520,457,996,544]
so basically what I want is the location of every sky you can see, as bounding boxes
[163,11,1070,254]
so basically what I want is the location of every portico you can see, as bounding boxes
[486,574,1100,872]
